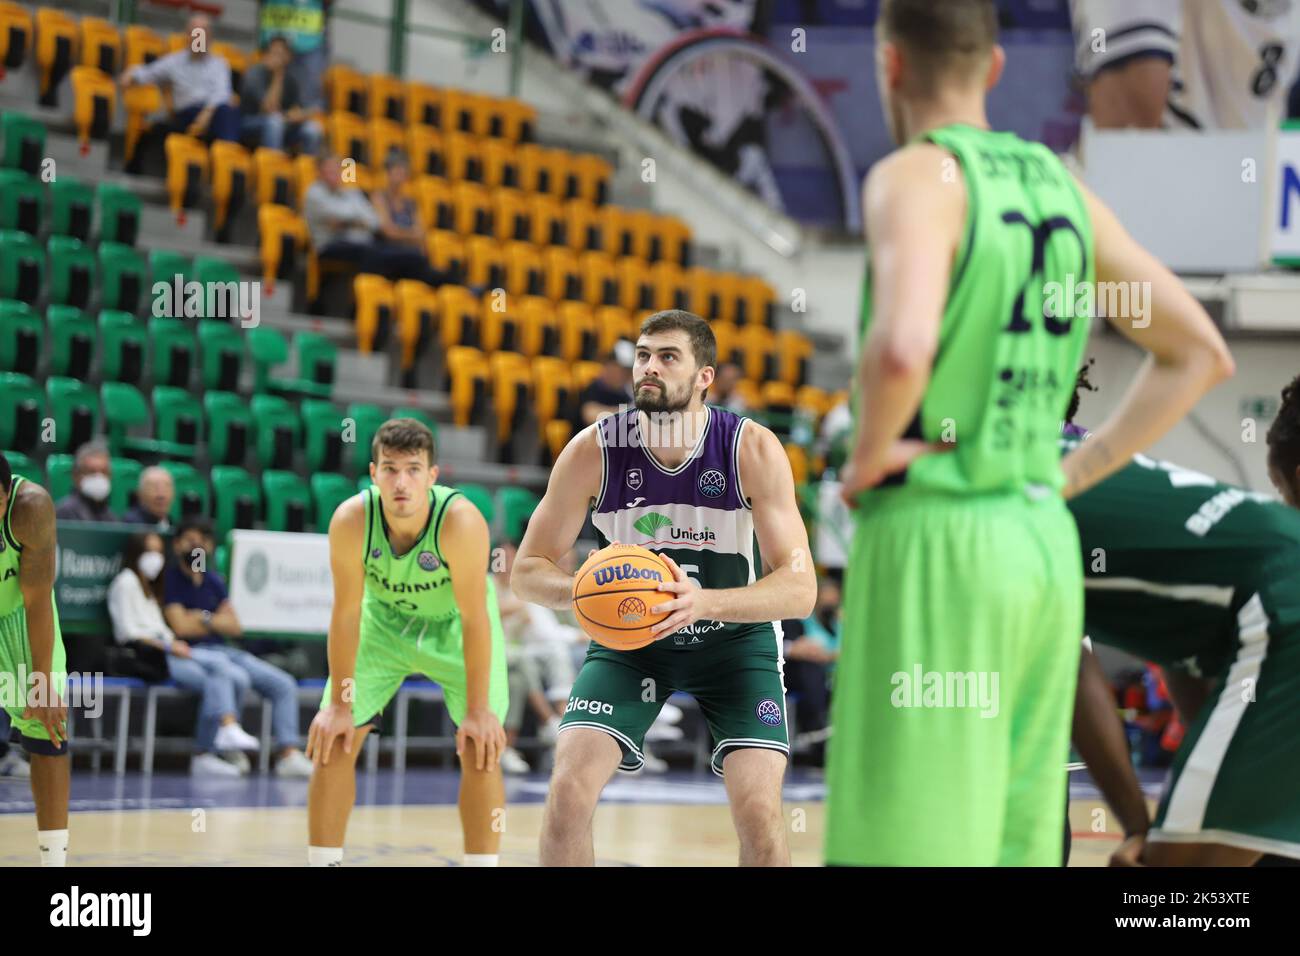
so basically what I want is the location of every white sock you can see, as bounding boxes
[463,853,498,867]
[39,829,68,867]
[308,846,343,867]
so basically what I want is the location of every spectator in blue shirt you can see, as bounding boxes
[162,518,312,777]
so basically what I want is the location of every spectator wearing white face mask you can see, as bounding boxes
[106,531,264,777]
[54,439,118,523]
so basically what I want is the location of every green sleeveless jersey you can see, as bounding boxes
[0,476,25,619]
[858,124,1094,496]
[1065,436,1300,677]
[360,483,469,628]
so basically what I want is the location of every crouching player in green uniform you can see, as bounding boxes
[1068,373,1300,864]
[0,452,70,866]
[306,419,509,866]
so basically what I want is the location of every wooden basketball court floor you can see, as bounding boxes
[0,767,1158,866]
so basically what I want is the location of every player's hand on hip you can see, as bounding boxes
[840,439,953,507]
[306,704,355,767]
[457,707,506,772]
[1109,832,1148,867]
[651,553,707,640]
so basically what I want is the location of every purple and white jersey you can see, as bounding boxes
[592,404,777,648]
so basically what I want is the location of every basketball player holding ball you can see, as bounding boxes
[512,310,817,867]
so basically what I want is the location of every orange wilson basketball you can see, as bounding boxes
[571,544,675,650]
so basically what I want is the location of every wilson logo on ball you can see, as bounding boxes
[593,562,665,586]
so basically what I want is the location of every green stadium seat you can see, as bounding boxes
[159,460,210,522]
[301,399,344,473]
[204,391,253,467]
[1,450,40,484]
[99,381,151,457]
[283,331,336,399]
[197,320,244,392]
[246,325,288,394]
[251,393,298,470]
[0,372,44,451]
[356,475,373,494]
[97,309,146,382]
[497,485,540,542]
[44,453,73,502]
[0,169,42,235]
[149,250,192,302]
[311,472,355,533]
[215,542,230,578]
[192,255,241,322]
[344,402,388,475]
[0,300,41,375]
[262,469,312,532]
[457,483,496,526]
[151,385,202,458]
[149,317,195,388]
[210,464,260,538]
[0,230,43,303]
[46,235,95,310]
[48,177,94,242]
[98,241,147,313]
[47,305,95,379]
[46,376,97,453]
[0,112,45,175]
[97,183,141,246]
[110,456,142,516]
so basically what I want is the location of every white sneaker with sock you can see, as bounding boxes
[213,722,261,752]
[275,749,313,778]
[221,751,251,775]
[539,716,562,744]
[191,752,242,777]
[500,747,529,774]
[0,750,31,779]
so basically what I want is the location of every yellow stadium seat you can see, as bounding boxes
[735,324,777,382]
[210,141,252,236]
[165,133,208,224]
[527,193,565,248]
[446,345,488,427]
[711,321,738,367]
[784,443,809,485]
[425,229,466,285]
[538,149,572,200]
[444,131,485,183]
[453,181,494,236]
[563,200,601,253]
[406,125,444,178]
[776,330,814,388]
[650,261,690,312]
[369,74,406,124]
[465,235,506,291]
[122,82,161,169]
[499,99,537,143]
[395,279,437,379]
[688,266,720,320]
[795,384,831,426]
[572,359,602,393]
[253,147,296,208]
[504,240,544,297]
[353,274,395,355]
[437,285,480,351]
[124,24,163,70]
[518,296,559,357]
[325,63,367,116]
[580,251,619,308]
[441,89,479,135]
[532,355,572,435]
[368,117,406,172]
[165,33,187,55]
[325,111,369,166]
[35,8,76,104]
[415,175,455,231]
[711,271,743,325]
[482,139,519,189]
[406,81,443,129]
[489,351,532,449]
[737,275,776,327]
[557,301,597,363]
[734,377,762,411]
[492,187,532,243]
[616,257,655,313]
[71,66,116,152]
[257,203,307,293]
[545,418,572,463]
[656,215,692,265]
[79,17,121,75]
[0,2,33,77]
[543,246,582,303]
[567,153,612,205]
[480,295,520,355]
[599,206,636,259]
[594,305,633,355]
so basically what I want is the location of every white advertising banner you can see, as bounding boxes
[1274,124,1300,262]
[227,529,333,635]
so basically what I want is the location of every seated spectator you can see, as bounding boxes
[708,361,749,414]
[239,35,323,155]
[107,531,264,777]
[572,341,634,431]
[54,440,118,523]
[305,154,453,287]
[121,466,175,531]
[120,13,240,143]
[371,151,426,249]
[258,0,329,111]
[783,576,841,764]
[162,518,312,777]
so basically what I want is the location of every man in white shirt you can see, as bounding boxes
[120,13,240,143]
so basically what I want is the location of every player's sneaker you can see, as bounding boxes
[275,749,313,778]
[500,747,530,774]
[213,722,261,752]
[191,752,241,777]
[0,750,31,779]
[641,747,668,773]
[539,715,562,744]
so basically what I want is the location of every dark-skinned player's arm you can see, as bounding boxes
[440,497,506,772]
[12,485,65,744]
[511,426,604,610]
[1071,641,1150,866]
[839,144,964,504]
[653,422,817,638]
[1059,182,1235,499]
[306,496,365,766]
